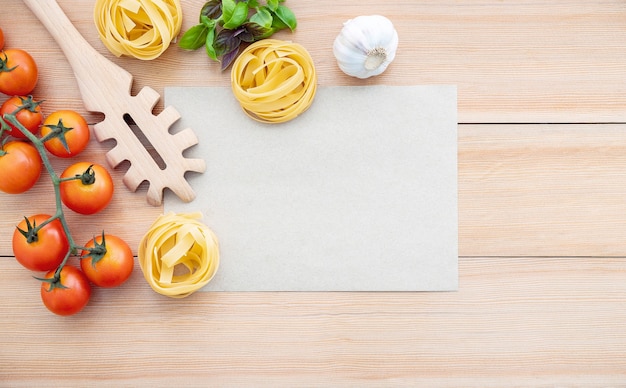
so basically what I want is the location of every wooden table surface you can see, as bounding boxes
[2,0,626,386]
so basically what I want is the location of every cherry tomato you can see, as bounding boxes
[60,162,114,214]
[0,48,38,96]
[81,234,133,288]
[0,140,42,194]
[40,110,90,158]
[40,265,91,316]
[12,214,69,272]
[0,95,44,139]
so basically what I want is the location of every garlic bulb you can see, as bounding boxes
[333,15,399,79]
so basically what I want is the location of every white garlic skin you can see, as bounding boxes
[333,15,399,79]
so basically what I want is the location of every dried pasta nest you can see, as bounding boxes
[94,0,182,60]
[231,39,317,124]
[138,212,219,298]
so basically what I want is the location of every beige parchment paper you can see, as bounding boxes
[164,85,458,291]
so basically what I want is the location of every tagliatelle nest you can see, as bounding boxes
[94,0,182,60]
[231,39,317,123]
[138,212,219,298]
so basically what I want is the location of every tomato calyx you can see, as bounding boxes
[0,51,18,73]
[9,95,43,115]
[15,215,45,244]
[78,164,97,185]
[15,215,63,245]
[41,118,74,152]
[60,164,98,186]
[36,273,69,292]
[81,232,108,267]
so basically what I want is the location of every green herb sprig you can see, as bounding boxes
[179,0,297,70]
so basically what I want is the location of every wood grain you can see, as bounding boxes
[1,257,625,386]
[459,124,626,257]
[2,1,625,123]
[1,0,626,385]
[5,123,626,258]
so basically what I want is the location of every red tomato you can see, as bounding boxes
[40,110,90,158]
[12,214,69,272]
[40,265,91,316]
[0,95,44,139]
[0,49,38,96]
[0,28,4,50]
[81,234,134,288]
[60,162,114,214]
[0,140,42,194]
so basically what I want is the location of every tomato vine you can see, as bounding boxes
[1,110,83,280]
[1,100,131,315]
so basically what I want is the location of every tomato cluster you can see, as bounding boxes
[0,27,133,316]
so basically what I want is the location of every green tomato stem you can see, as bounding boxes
[2,112,78,274]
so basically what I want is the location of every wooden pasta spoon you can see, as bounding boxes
[22,0,206,206]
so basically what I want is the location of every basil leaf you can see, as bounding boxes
[270,15,287,30]
[250,7,273,29]
[267,0,279,11]
[200,15,216,28]
[179,24,208,50]
[221,48,241,71]
[214,29,243,57]
[200,0,222,20]
[205,26,218,60]
[244,22,275,41]
[273,5,297,31]
[222,1,249,29]
[221,0,236,19]
[236,26,256,43]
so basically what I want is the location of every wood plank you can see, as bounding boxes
[4,123,626,258]
[460,124,626,257]
[1,256,625,385]
[1,1,624,123]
